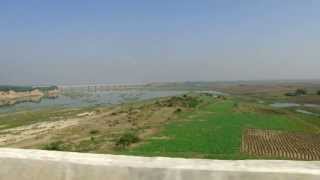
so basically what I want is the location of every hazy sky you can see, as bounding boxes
[1,0,320,85]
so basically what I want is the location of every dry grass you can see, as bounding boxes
[0,95,199,153]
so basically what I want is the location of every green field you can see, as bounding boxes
[125,96,320,159]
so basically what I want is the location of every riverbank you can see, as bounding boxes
[0,89,44,100]
[0,85,59,101]
[0,88,59,107]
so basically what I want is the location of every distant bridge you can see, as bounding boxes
[58,83,150,92]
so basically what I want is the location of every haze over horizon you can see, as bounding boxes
[1,1,320,85]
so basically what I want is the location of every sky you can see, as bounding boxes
[1,0,320,85]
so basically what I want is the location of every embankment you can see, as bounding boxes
[0,89,44,100]
[0,88,59,106]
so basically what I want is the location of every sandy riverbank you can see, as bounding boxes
[0,89,44,100]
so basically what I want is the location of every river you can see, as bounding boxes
[0,89,187,113]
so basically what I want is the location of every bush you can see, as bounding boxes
[116,132,140,148]
[285,92,297,97]
[43,141,66,151]
[317,90,320,95]
[89,129,100,134]
[295,88,307,95]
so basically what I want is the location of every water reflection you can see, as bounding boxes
[270,102,320,108]
[270,102,300,108]
[296,109,320,117]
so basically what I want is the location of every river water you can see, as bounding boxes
[270,102,320,117]
[270,102,320,108]
[0,90,188,113]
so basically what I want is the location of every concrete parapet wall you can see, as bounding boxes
[0,148,320,180]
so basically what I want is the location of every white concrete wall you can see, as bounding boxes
[0,148,320,180]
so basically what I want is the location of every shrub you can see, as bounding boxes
[43,141,66,151]
[285,92,297,97]
[295,88,307,95]
[317,90,320,95]
[116,132,140,148]
[175,108,182,113]
[89,129,100,134]
[90,136,96,142]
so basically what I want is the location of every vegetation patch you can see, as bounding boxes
[43,141,67,151]
[0,85,58,92]
[126,98,320,159]
[116,131,140,149]
[285,88,308,97]
[89,129,100,135]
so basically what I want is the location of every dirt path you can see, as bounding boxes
[0,107,120,147]
[0,118,81,146]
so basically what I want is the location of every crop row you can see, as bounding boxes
[242,129,320,160]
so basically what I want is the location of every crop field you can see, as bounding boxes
[242,129,320,160]
[126,96,320,160]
